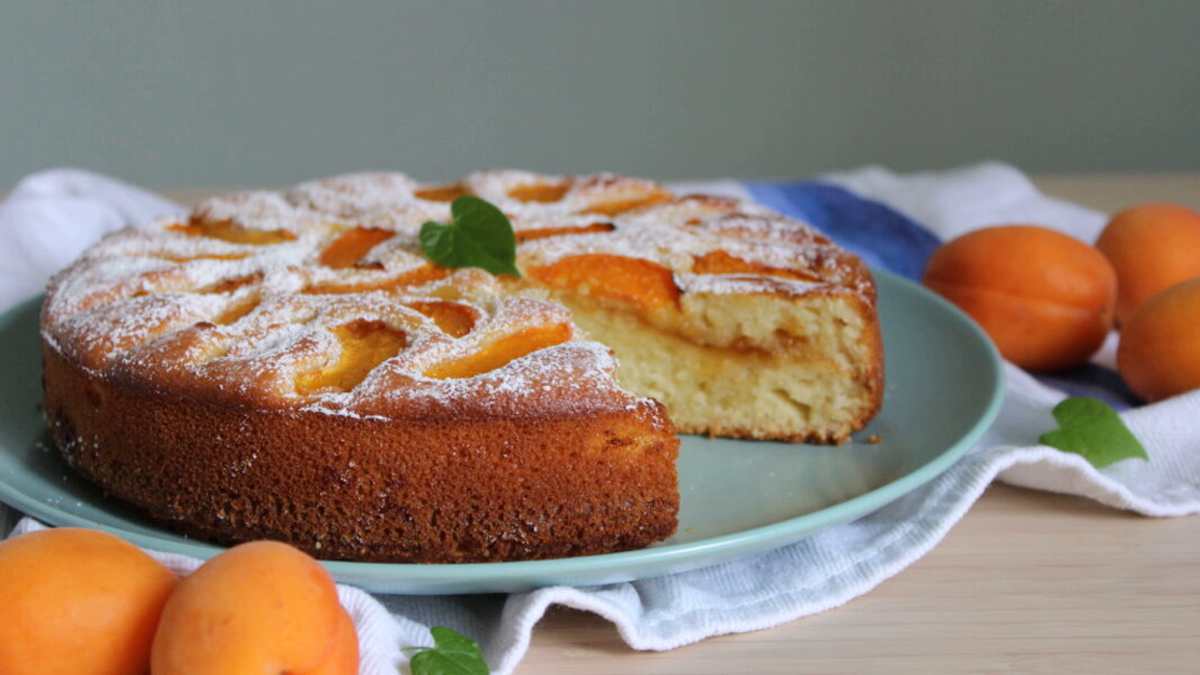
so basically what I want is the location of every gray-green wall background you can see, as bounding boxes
[4,1,1198,189]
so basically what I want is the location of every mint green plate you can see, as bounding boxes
[0,271,1002,594]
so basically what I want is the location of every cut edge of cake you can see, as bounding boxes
[541,279,883,444]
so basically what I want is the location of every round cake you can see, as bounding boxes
[40,170,882,562]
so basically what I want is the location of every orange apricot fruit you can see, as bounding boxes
[295,319,409,394]
[0,527,177,675]
[1095,203,1200,325]
[407,300,478,338]
[319,227,395,269]
[923,225,1117,372]
[151,540,356,675]
[414,183,468,202]
[170,218,296,245]
[528,253,680,313]
[691,249,818,282]
[311,609,361,675]
[424,323,572,379]
[1117,277,1200,402]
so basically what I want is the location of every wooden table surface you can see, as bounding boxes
[515,174,1200,675]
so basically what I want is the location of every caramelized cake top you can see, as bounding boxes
[41,170,872,422]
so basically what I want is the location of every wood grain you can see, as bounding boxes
[520,485,1200,674]
[1036,173,1200,213]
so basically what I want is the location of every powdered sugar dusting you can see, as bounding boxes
[675,273,824,297]
[42,169,869,426]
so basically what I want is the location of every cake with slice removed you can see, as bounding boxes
[39,169,882,562]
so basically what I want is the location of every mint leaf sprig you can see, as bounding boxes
[404,626,490,675]
[1039,396,1149,468]
[420,196,520,277]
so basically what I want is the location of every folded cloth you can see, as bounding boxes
[4,164,1199,675]
[0,170,182,309]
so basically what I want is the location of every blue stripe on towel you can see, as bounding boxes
[745,181,941,281]
[744,179,1142,409]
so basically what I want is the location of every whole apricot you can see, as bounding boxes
[1117,278,1200,402]
[0,527,177,675]
[151,540,356,675]
[311,609,361,675]
[1096,203,1200,325]
[923,225,1117,371]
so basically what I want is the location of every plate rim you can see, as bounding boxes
[0,269,1004,590]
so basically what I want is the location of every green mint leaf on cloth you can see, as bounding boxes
[419,196,520,277]
[406,626,490,675]
[1039,396,1149,468]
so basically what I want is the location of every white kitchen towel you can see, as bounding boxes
[4,164,1199,675]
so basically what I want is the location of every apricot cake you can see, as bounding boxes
[40,170,882,563]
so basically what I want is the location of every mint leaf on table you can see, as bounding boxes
[419,196,520,277]
[406,626,490,675]
[1039,396,1149,469]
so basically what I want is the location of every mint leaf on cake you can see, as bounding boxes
[1039,396,1149,468]
[420,196,520,277]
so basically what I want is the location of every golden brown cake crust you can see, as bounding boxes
[42,345,679,562]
